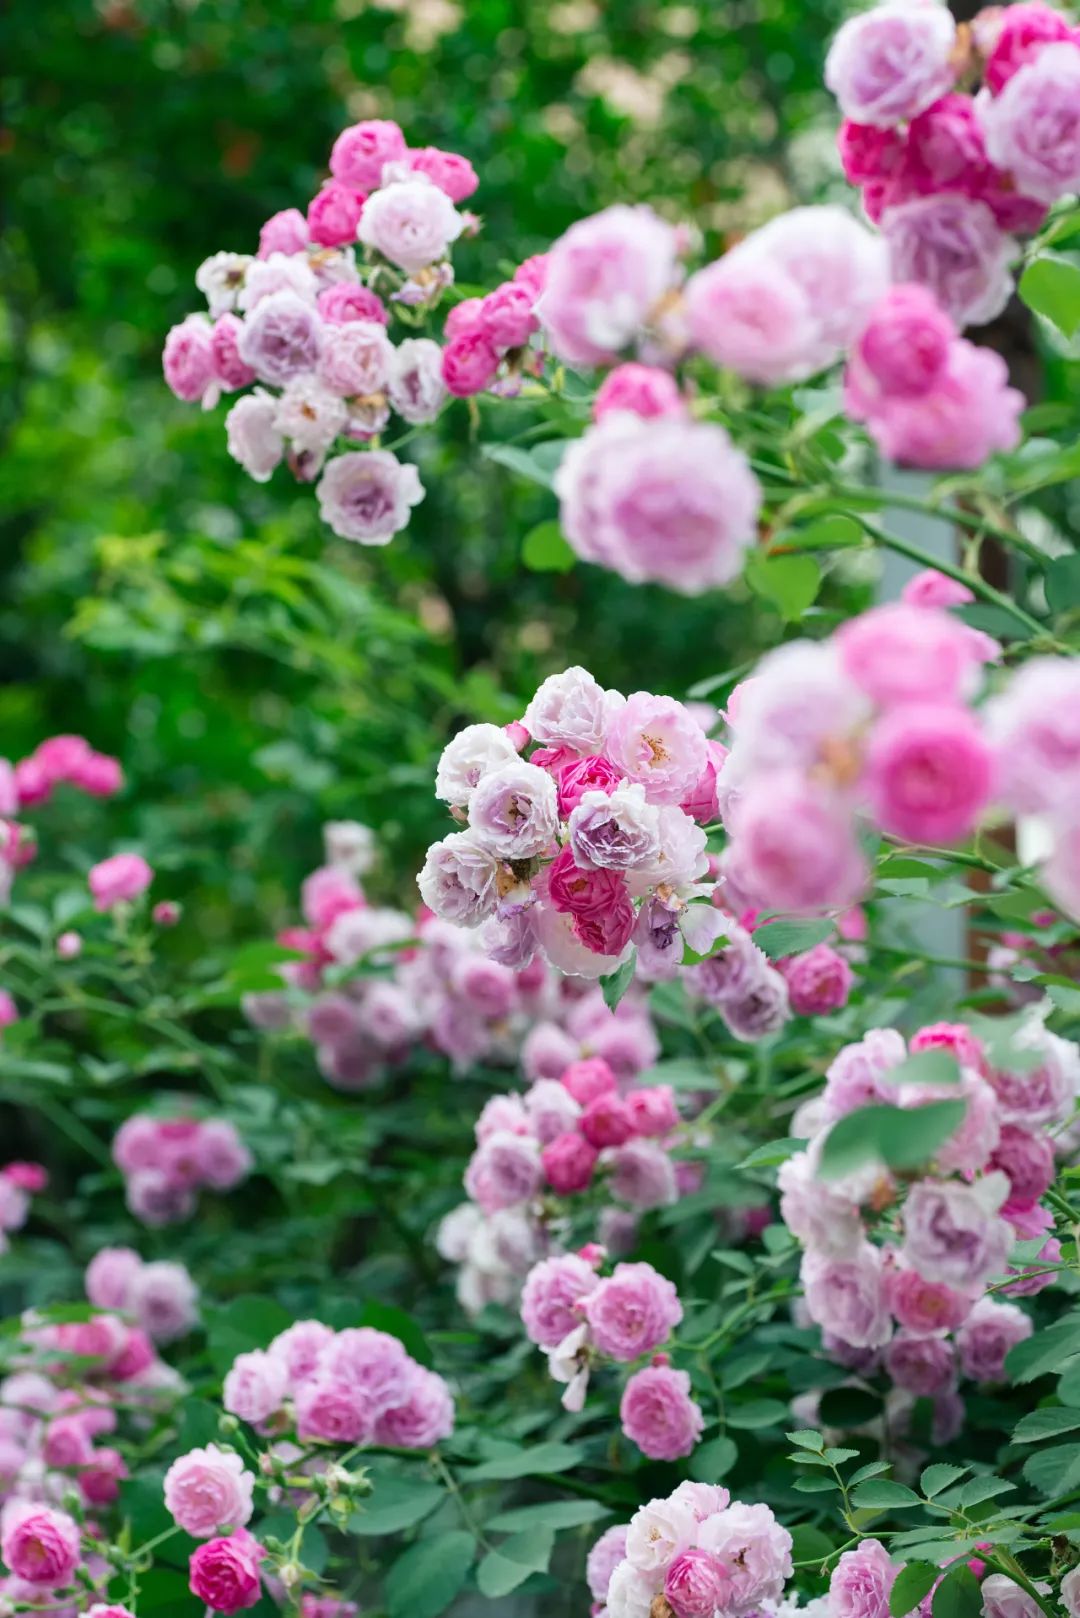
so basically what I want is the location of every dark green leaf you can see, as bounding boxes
[469,1443,584,1481]
[384,1530,475,1618]
[349,1480,445,1536]
[1012,1407,1080,1445]
[476,1526,555,1598]
[689,1436,738,1483]
[600,952,636,1010]
[1006,1319,1080,1383]
[486,1500,611,1535]
[891,1562,940,1617]
[851,1480,921,1509]
[818,1101,965,1179]
[931,1565,982,1618]
[1046,553,1080,616]
[920,1463,968,1496]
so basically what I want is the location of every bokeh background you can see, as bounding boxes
[2,0,862,944]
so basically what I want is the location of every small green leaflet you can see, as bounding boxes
[818,1100,966,1180]
[600,952,637,1010]
[754,917,835,960]
[745,551,821,621]
[890,1563,939,1617]
[522,520,576,573]
[1019,255,1080,339]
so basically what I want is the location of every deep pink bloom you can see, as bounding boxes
[781,944,854,1016]
[582,1262,682,1360]
[863,703,994,844]
[1,1502,81,1586]
[556,754,623,818]
[329,119,407,190]
[837,119,905,183]
[665,1548,733,1618]
[541,1131,599,1194]
[593,363,685,423]
[479,281,538,350]
[317,283,389,326]
[73,751,124,796]
[560,1056,617,1106]
[441,330,500,397]
[189,1531,264,1615]
[408,146,479,202]
[624,1085,679,1138]
[985,2,1075,93]
[163,314,214,402]
[257,208,308,257]
[580,1092,636,1149]
[88,853,153,911]
[307,182,366,248]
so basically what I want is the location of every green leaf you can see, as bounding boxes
[1046,553,1080,616]
[1006,1318,1080,1383]
[1019,255,1080,338]
[745,551,821,621]
[921,1463,968,1496]
[727,1398,788,1429]
[786,1430,826,1451]
[775,514,863,552]
[1047,982,1080,1017]
[600,952,636,1010]
[349,1479,446,1536]
[486,1499,611,1535]
[469,1442,585,1481]
[754,918,834,960]
[383,1530,476,1618]
[818,1101,965,1180]
[481,440,567,487]
[522,520,576,573]
[793,1475,841,1494]
[932,1565,983,1618]
[205,1296,293,1375]
[875,1050,960,1089]
[476,1526,555,1598]
[891,1562,940,1617]
[790,1525,835,1566]
[956,1477,1016,1507]
[1013,1407,1080,1444]
[689,1436,738,1483]
[738,1138,804,1170]
[851,1480,922,1509]
[1024,1442,1080,1498]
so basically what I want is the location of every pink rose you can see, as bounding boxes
[848,284,955,406]
[625,1085,678,1138]
[828,1538,898,1618]
[188,1530,264,1615]
[593,362,685,422]
[802,1243,892,1348]
[222,1349,287,1424]
[164,1445,255,1538]
[317,283,389,325]
[580,1092,636,1149]
[882,194,1014,329]
[982,43,1080,203]
[1,1502,81,1587]
[825,1,957,125]
[479,281,538,350]
[329,119,407,190]
[883,1329,957,1396]
[441,330,500,396]
[837,602,977,707]
[317,320,393,397]
[520,1254,599,1348]
[902,1176,1012,1289]
[373,1364,454,1449]
[955,1296,1033,1381]
[989,1123,1055,1204]
[294,1374,373,1444]
[163,314,214,403]
[210,315,256,391]
[587,1525,629,1604]
[88,852,152,911]
[536,203,678,366]
[316,450,423,546]
[901,567,974,609]
[838,119,905,183]
[541,1131,598,1194]
[851,334,1024,469]
[257,207,308,257]
[732,774,867,915]
[357,178,464,273]
[985,656,1080,816]
[556,754,623,818]
[665,1549,733,1618]
[407,146,479,201]
[619,1363,703,1460]
[307,181,365,248]
[686,255,819,386]
[863,703,995,844]
[561,1056,617,1105]
[985,2,1075,92]
[464,1131,542,1213]
[781,945,854,1017]
[582,1262,682,1360]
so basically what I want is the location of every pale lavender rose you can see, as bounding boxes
[691,921,770,1005]
[225,390,284,482]
[164,1444,254,1538]
[801,1242,892,1348]
[267,1320,335,1386]
[604,694,707,807]
[825,1,957,125]
[316,449,423,544]
[294,1373,373,1444]
[955,1296,1032,1382]
[434,722,520,807]
[318,1328,413,1412]
[901,1174,1013,1288]
[696,1501,793,1611]
[475,1093,530,1141]
[387,338,446,423]
[464,1131,542,1213]
[981,1576,1048,1618]
[607,1139,679,1208]
[883,1329,956,1396]
[536,203,679,366]
[238,252,318,311]
[624,1494,697,1573]
[587,1525,629,1604]
[777,1151,864,1257]
[619,1365,704,1461]
[523,666,621,753]
[274,376,347,454]
[980,42,1080,203]
[317,320,394,397]
[824,1029,908,1119]
[524,1079,581,1144]
[417,831,502,928]
[581,1261,682,1360]
[827,1538,897,1618]
[468,760,559,858]
[237,290,324,385]
[85,1247,142,1311]
[374,1365,455,1448]
[721,969,791,1042]
[357,178,464,273]
[555,414,762,595]
[129,1260,199,1343]
[568,783,662,871]
[479,908,539,968]
[222,1349,288,1424]
[882,194,1015,328]
[520,1254,599,1348]
[985,657,1080,816]
[627,804,708,894]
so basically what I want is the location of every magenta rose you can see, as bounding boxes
[188,1530,264,1615]
[863,703,995,845]
[541,1131,599,1194]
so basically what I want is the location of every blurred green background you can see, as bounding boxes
[2,0,852,937]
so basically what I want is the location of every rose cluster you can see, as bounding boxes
[587,1482,793,1618]
[0,1161,45,1257]
[518,1250,702,1459]
[419,668,731,983]
[779,1015,1078,1434]
[163,120,486,545]
[112,1114,252,1226]
[0,733,124,903]
[830,1,1080,327]
[222,1319,454,1451]
[439,1053,689,1314]
[715,582,1004,918]
[0,1304,186,1607]
[85,1246,199,1344]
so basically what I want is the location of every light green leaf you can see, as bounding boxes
[476,1526,555,1598]
[689,1436,738,1483]
[818,1101,965,1180]
[1019,255,1080,338]
[349,1480,446,1536]
[745,552,821,621]
[1006,1318,1080,1383]
[1012,1407,1080,1445]
[522,520,576,573]
[1046,553,1080,616]
[754,918,835,960]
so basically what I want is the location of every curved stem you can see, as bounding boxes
[855,517,1048,641]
